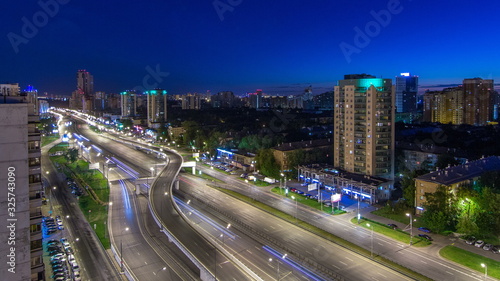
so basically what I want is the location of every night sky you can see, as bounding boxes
[1,0,499,96]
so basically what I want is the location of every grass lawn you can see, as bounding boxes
[48,146,111,249]
[352,218,431,247]
[212,186,433,281]
[372,205,425,228]
[183,168,225,183]
[271,187,346,215]
[440,245,500,279]
[42,135,60,147]
[78,195,110,249]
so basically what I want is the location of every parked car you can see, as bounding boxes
[474,240,485,248]
[492,245,500,254]
[465,236,476,245]
[483,244,493,251]
[387,224,398,229]
[418,227,431,233]
[418,234,433,241]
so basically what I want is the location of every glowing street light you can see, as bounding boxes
[366,223,374,258]
[481,263,487,280]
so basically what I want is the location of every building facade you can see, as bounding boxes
[0,94,45,280]
[334,74,395,179]
[146,89,167,128]
[395,73,418,113]
[423,87,464,124]
[415,156,500,214]
[120,90,137,117]
[463,78,495,126]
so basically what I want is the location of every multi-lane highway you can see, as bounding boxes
[55,111,498,281]
[196,165,494,281]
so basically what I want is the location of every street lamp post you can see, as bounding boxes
[160,192,168,231]
[366,223,374,258]
[406,213,413,245]
[481,263,487,280]
[269,253,287,281]
[120,227,129,272]
[291,196,298,224]
[154,266,167,276]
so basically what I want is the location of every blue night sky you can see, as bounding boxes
[1,0,499,96]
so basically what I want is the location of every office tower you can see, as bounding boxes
[395,73,418,113]
[423,87,464,124]
[146,89,167,128]
[76,70,94,113]
[0,92,45,280]
[334,74,395,179]
[463,78,494,125]
[121,90,137,117]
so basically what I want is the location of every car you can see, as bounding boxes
[418,234,433,241]
[71,261,80,272]
[387,224,398,229]
[49,249,64,256]
[296,190,304,195]
[65,246,73,255]
[290,188,297,192]
[483,244,493,251]
[418,227,431,233]
[475,240,485,248]
[465,236,476,245]
[60,238,70,247]
[492,245,500,254]
[73,272,82,281]
[50,253,64,259]
[50,260,64,266]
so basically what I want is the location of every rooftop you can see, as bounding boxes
[416,156,500,185]
[273,138,332,152]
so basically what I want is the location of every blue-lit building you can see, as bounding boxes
[297,164,392,204]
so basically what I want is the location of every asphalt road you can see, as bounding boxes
[42,119,121,281]
[177,174,415,281]
[196,164,495,281]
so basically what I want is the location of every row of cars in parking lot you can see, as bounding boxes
[464,236,500,254]
[67,178,83,197]
[47,237,81,281]
[43,215,64,234]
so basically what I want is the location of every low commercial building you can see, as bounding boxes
[216,149,256,171]
[297,164,393,204]
[272,139,332,171]
[415,156,500,214]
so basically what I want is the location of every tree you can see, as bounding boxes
[436,154,460,170]
[400,169,427,209]
[65,148,79,163]
[255,149,280,179]
[421,185,458,232]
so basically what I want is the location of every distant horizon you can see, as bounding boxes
[26,79,500,98]
[2,1,499,99]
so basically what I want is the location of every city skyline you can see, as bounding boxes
[2,1,500,96]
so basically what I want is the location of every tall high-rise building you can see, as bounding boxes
[334,74,395,179]
[395,73,418,113]
[182,93,202,110]
[423,87,464,124]
[463,78,494,125]
[120,90,137,117]
[0,91,45,281]
[146,89,167,128]
[76,70,94,113]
